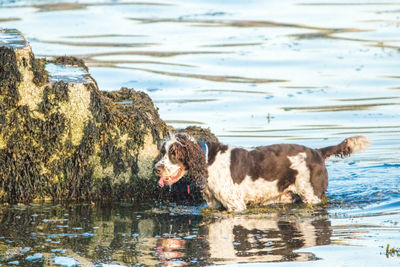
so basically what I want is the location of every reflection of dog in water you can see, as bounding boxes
[151,210,331,265]
[155,133,370,211]
[156,238,186,266]
[206,212,331,264]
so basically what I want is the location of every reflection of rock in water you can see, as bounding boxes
[206,211,331,263]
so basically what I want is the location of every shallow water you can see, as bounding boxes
[1,202,400,266]
[1,0,400,265]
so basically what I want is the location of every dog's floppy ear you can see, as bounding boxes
[167,130,174,139]
[175,133,207,189]
[158,140,166,152]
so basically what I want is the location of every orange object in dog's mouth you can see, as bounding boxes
[158,168,183,187]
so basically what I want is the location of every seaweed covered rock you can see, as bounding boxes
[0,29,168,203]
[176,126,218,143]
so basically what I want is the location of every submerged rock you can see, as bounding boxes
[0,29,174,203]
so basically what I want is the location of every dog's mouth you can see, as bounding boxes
[158,168,184,187]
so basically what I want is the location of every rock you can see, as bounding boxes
[0,29,170,203]
[0,29,217,204]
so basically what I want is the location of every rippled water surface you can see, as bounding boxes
[1,0,400,265]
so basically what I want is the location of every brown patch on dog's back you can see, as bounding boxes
[276,167,298,192]
[207,141,228,165]
[249,145,299,191]
[230,148,250,184]
[230,145,319,192]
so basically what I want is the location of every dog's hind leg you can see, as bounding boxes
[289,152,322,205]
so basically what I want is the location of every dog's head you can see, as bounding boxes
[155,133,207,188]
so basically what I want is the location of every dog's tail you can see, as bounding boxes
[318,136,370,159]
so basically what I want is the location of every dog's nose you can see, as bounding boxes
[155,163,164,175]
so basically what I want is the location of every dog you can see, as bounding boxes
[155,133,370,212]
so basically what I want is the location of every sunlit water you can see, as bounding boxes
[1,0,400,265]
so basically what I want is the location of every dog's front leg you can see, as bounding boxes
[222,189,246,212]
[225,198,246,212]
[203,187,222,209]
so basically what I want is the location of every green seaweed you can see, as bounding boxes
[89,86,168,201]
[54,56,89,72]
[386,244,400,257]
[30,54,49,87]
[0,47,21,108]
[40,81,69,113]
[0,47,168,203]
[101,87,139,102]
[0,104,64,202]
[176,125,218,143]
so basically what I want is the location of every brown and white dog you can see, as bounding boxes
[155,133,370,212]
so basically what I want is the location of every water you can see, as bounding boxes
[0,202,400,266]
[1,0,400,265]
[0,28,26,48]
[46,63,90,83]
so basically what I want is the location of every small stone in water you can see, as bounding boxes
[82,232,95,237]
[51,248,66,254]
[26,253,43,261]
[20,247,31,253]
[53,256,81,266]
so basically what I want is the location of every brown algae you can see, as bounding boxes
[0,29,217,204]
[0,30,170,203]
